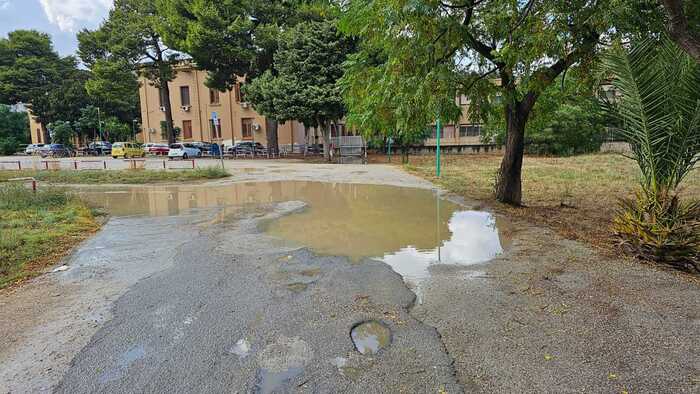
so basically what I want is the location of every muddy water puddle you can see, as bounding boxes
[351,321,392,355]
[79,181,506,291]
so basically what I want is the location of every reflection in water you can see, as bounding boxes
[380,210,503,301]
[350,320,392,355]
[80,181,505,294]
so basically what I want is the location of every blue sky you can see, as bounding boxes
[0,0,112,56]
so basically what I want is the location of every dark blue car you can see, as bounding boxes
[39,144,74,158]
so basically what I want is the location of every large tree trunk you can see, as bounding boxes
[495,102,528,205]
[319,120,332,161]
[265,118,279,155]
[160,82,175,144]
[660,0,700,63]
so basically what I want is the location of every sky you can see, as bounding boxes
[0,0,112,56]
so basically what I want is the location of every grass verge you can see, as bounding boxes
[402,153,700,254]
[0,167,230,184]
[0,184,101,289]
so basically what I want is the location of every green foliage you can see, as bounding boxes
[105,117,133,142]
[482,75,607,156]
[600,37,700,194]
[245,19,351,127]
[0,184,97,288]
[0,168,230,184]
[529,104,605,156]
[0,104,29,154]
[0,30,91,128]
[600,36,700,270]
[156,0,309,90]
[84,59,140,122]
[76,105,101,141]
[50,121,76,146]
[78,0,174,139]
[244,18,352,159]
[340,0,618,204]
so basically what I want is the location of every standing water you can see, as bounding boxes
[79,181,506,294]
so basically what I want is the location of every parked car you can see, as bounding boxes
[87,141,112,155]
[168,143,201,159]
[146,143,170,156]
[227,141,266,155]
[112,142,145,159]
[191,141,213,154]
[25,144,44,155]
[38,144,74,158]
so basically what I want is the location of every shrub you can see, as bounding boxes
[600,36,700,271]
[614,191,700,272]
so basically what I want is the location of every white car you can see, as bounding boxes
[168,143,201,159]
[25,144,45,155]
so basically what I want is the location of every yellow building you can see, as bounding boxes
[28,110,46,145]
[139,62,307,150]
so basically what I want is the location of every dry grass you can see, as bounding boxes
[401,153,700,254]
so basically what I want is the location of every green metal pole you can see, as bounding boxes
[387,138,392,162]
[436,119,441,177]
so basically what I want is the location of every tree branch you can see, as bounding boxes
[660,0,700,63]
[461,66,498,93]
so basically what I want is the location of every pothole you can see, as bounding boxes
[350,320,392,355]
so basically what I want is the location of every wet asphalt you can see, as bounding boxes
[53,203,461,393]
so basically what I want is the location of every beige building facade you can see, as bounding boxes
[140,63,488,151]
[28,111,46,145]
[139,63,306,149]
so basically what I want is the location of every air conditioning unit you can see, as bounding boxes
[240,102,250,109]
[159,106,166,112]
[252,123,261,131]
[181,105,191,112]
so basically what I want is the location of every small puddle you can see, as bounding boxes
[350,320,392,355]
[79,181,507,294]
[254,367,303,394]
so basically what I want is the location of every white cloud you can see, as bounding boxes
[39,0,112,32]
[0,0,11,10]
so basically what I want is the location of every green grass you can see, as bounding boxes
[0,184,100,289]
[0,167,230,184]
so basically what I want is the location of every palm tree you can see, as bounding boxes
[599,36,700,272]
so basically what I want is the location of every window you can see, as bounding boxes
[180,86,190,106]
[234,83,244,103]
[459,95,469,105]
[210,119,221,139]
[242,118,254,139]
[209,89,220,105]
[36,129,41,143]
[182,120,192,139]
[459,124,481,137]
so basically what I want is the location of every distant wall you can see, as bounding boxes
[600,141,631,153]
